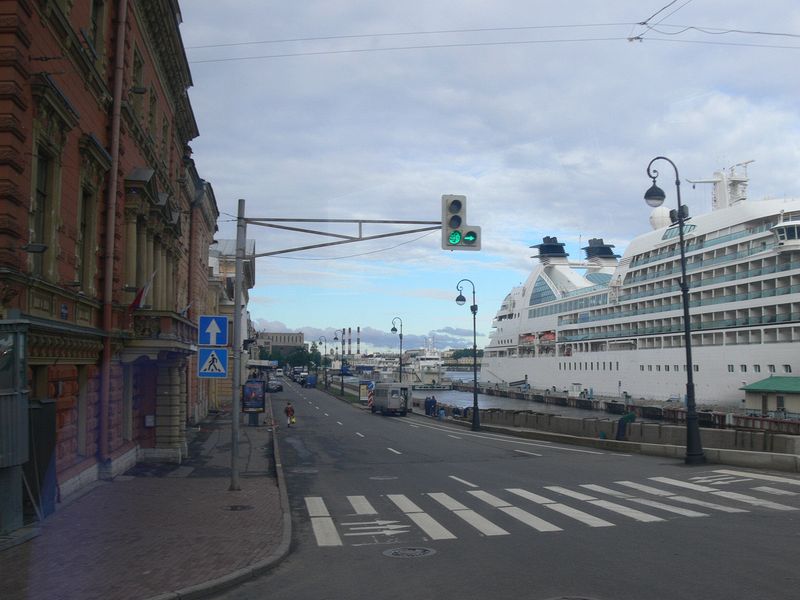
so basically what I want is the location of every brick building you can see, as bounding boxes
[0,0,217,532]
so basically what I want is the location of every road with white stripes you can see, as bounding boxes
[214,380,800,600]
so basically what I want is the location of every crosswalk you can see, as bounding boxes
[301,469,800,547]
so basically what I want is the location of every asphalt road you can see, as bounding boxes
[214,379,800,600]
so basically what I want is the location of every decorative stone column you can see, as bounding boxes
[136,220,147,288]
[155,361,183,462]
[124,208,138,302]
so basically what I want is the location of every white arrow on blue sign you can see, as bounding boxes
[198,315,228,346]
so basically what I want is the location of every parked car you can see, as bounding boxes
[267,381,283,393]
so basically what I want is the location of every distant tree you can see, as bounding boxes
[452,348,484,360]
[259,346,269,360]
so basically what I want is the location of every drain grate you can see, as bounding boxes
[383,547,437,559]
[222,505,254,512]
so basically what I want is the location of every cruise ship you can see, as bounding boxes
[482,164,800,405]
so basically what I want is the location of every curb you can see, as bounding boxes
[142,401,293,600]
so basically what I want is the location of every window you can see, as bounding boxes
[32,149,52,276]
[89,0,105,50]
[777,396,785,410]
[694,365,699,372]
[753,365,761,373]
[648,365,653,371]
[132,48,144,114]
[656,365,661,372]
[769,364,776,373]
[740,365,747,373]
[640,365,644,371]
[665,365,670,372]
[783,365,793,374]
[727,365,734,373]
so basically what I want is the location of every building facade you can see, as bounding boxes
[0,0,217,532]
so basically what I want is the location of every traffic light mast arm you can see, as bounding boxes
[247,218,441,257]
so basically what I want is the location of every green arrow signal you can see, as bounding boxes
[463,231,477,244]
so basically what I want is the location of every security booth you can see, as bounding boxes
[0,322,29,534]
[741,376,800,419]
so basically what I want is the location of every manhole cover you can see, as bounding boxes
[223,505,254,512]
[369,476,398,481]
[383,547,437,559]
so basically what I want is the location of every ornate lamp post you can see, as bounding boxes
[456,279,480,431]
[333,328,345,395]
[318,336,328,389]
[645,156,705,465]
[391,317,403,382]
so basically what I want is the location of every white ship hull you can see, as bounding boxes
[483,164,800,406]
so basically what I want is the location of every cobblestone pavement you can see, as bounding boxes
[0,410,286,600]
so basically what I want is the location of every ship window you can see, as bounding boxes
[656,365,661,372]
[616,362,619,371]
[665,365,670,372]
[753,365,761,373]
[529,276,556,306]
[727,365,734,373]
[768,364,776,373]
[783,365,792,373]
[640,365,644,371]
[740,365,747,373]
[648,365,652,371]
[694,365,699,372]
[787,227,797,240]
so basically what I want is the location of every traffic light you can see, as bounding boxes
[441,194,481,251]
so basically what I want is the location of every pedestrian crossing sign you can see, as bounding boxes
[198,348,228,378]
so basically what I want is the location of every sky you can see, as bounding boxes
[178,1,800,353]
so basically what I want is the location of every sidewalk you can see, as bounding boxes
[0,406,290,600]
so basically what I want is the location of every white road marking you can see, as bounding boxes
[545,486,597,501]
[428,493,509,536]
[580,484,633,499]
[506,488,556,505]
[628,498,708,517]
[324,413,329,416]
[355,432,365,438]
[305,496,330,517]
[752,486,797,496]
[667,495,749,513]
[587,500,664,522]
[544,503,615,528]
[310,517,343,546]
[710,490,798,511]
[387,447,402,455]
[714,469,800,487]
[506,488,614,527]
[387,494,456,540]
[347,495,378,515]
[305,497,342,546]
[449,476,479,488]
[616,481,674,497]
[515,449,543,457]
[448,435,462,439]
[649,477,718,492]
[468,491,562,532]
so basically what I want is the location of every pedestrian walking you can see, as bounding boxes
[284,401,295,427]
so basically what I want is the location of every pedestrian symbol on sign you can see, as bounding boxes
[198,348,229,378]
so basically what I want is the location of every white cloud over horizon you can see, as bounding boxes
[181,1,800,347]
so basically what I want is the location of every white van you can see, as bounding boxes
[275,369,284,378]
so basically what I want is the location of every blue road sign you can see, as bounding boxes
[198,348,228,378]
[198,315,228,346]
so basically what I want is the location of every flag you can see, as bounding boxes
[128,270,156,312]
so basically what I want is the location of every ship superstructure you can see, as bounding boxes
[482,164,800,404]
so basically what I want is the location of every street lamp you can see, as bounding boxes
[333,328,345,395]
[645,156,705,465]
[455,279,480,431]
[318,336,328,389]
[391,317,403,382]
